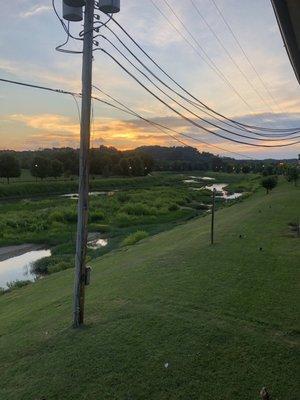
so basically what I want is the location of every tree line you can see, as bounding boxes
[0,146,298,185]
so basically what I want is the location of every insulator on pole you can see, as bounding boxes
[98,0,120,13]
[63,3,83,21]
[63,0,86,7]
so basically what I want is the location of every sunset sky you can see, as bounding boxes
[0,0,299,159]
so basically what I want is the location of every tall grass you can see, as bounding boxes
[122,230,149,246]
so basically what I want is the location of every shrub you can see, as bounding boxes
[122,230,149,246]
[117,192,130,203]
[48,261,71,274]
[286,166,299,186]
[90,210,105,222]
[63,210,78,223]
[50,209,77,223]
[168,203,179,211]
[194,203,210,210]
[7,280,31,290]
[89,224,110,233]
[31,256,52,275]
[261,175,278,194]
[122,202,157,216]
[31,255,73,275]
[114,212,138,227]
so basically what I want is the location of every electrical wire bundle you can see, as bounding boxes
[89,14,300,149]
[2,0,299,159]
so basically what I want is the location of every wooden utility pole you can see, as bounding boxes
[73,0,95,328]
[210,189,216,245]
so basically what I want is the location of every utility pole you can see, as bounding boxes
[210,188,216,245]
[73,0,95,328]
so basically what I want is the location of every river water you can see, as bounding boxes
[0,249,51,289]
[204,184,243,200]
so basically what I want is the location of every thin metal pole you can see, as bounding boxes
[211,189,216,245]
[73,0,94,328]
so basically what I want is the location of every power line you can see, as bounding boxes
[111,18,300,134]
[99,35,300,142]
[209,0,285,113]
[102,27,300,139]
[92,85,254,159]
[0,78,80,97]
[189,0,277,114]
[96,48,300,148]
[0,75,254,158]
[151,0,258,115]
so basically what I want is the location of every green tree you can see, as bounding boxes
[286,166,299,186]
[242,165,251,174]
[261,176,278,194]
[131,157,144,176]
[0,153,21,184]
[30,157,51,180]
[50,160,64,179]
[225,164,234,173]
[118,158,130,176]
[262,164,275,176]
[139,153,154,174]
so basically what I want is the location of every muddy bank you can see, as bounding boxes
[0,244,44,262]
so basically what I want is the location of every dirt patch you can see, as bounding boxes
[0,244,44,262]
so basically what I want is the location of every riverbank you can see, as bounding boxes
[0,244,44,262]
[0,172,257,284]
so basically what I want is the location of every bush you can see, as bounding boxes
[48,261,72,274]
[122,230,149,246]
[63,210,78,223]
[90,210,105,222]
[168,203,179,211]
[31,255,73,275]
[261,175,278,194]
[194,203,210,210]
[6,280,31,290]
[122,202,157,216]
[31,256,52,275]
[114,212,138,227]
[50,209,77,223]
[117,192,130,203]
[89,224,110,233]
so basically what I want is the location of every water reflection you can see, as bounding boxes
[61,191,115,200]
[88,238,108,250]
[204,184,243,200]
[0,249,51,289]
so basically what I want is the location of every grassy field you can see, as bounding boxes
[0,172,182,198]
[0,172,257,277]
[0,179,299,399]
[0,171,260,198]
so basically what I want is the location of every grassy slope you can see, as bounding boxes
[0,182,299,400]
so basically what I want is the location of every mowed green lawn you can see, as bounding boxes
[0,181,299,400]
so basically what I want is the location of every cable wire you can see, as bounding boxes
[0,76,253,158]
[111,18,300,134]
[151,0,258,115]
[102,27,300,139]
[94,49,300,148]
[189,0,277,113]
[98,35,300,142]
[210,0,285,113]
[91,86,254,159]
